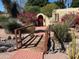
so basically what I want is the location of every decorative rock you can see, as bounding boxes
[0,46,8,53]
[8,36,12,40]
[13,36,15,40]
[7,47,15,52]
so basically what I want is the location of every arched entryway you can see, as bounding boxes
[36,15,44,26]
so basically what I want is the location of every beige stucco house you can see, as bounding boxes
[52,8,79,22]
[36,8,79,27]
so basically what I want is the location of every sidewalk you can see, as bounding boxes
[0,51,68,59]
[44,52,68,59]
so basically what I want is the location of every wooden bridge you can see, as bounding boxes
[15,25,49,53]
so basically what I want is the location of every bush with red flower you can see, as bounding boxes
[61,13,79,27]
[17,12,37,25]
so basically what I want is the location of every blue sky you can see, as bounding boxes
[0,0,71,12]
[0,0,5,11]
[49,0,57,2]
[0,0,28,11]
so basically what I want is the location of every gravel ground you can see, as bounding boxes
[0,51,16,59]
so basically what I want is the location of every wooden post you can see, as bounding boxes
[58,13,59,22]
[55,13,56,22]
[44,27,49,53]
[18,30,22,48]
[15,30,18,49]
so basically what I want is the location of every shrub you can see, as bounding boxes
[54,2,66,8]
[18,12,37,26]
[24,6,40,13]
[67,31,79,59]
[2,18,22,33]
[61,13,79,27]
[41,3,58,17]
[75,14,79,25]
[0,16,9,28]
[71,0,79,7]
[61,13,76,26]
[50,22,72,51]
[51,22,71,42]
[26,0,48,7]
[0,16,9,22]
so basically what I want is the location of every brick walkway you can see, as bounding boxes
[44,52,68,59]
[10,49,44,59]
[0,51,68,59]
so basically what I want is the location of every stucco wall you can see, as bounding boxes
[52,8,79,22]
[37,13,50,26]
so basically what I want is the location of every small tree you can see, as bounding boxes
[24,6,40,13]
[54,2,66,8]
[71,0,79,7]
[41,3,58,17]
[26,0,48,7]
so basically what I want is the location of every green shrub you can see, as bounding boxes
[54,2,66,8]
[24,6,40,13]
[51,23,72,42]
[41,3,58,17]
[0,16,9,28]
[67,31,79,59]
[0,16,9,22]
[5,22,21,33]
[50,23,72,51]
[2,18,22,33]
[2,18,35,34]
[26,0,48,7]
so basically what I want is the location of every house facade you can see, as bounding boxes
[36,8,79,27]
[52,8,79,22]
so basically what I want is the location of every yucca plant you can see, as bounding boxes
[76,50,79,59]
[67,31,79,59]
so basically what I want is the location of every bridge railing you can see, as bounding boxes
[15,25,49,53]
